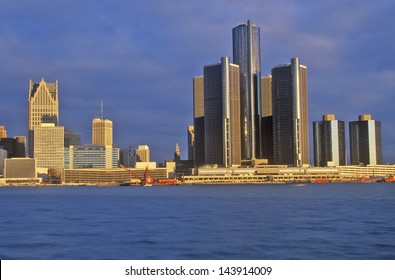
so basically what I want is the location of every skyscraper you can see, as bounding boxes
[233,20,261,160]
[28,78,59,157]
[33,123,64,176]
[193,76,205,166]
[64,129,81,147]
[0,126,7,139]
[120,146,135,168]
[135,145,150,163]
[260,74,273,163]
[349,114,382,165]
[204,57,241,167]
[13,136,26,158]
[272,57,309,166]
[92,118,113,147]
[313,114,346,167]
[0,136,26,158]
[187,125,194,161]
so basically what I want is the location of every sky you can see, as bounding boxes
[1,0,395,163]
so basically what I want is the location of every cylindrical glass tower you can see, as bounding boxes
[232,20,261,160]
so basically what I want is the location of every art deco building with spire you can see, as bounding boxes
[174,143,181,162]
[28,78,59,157]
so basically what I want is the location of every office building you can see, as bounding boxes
[0,148,6,176]
[0,136,26,158]
[4,158,36,179]
[233,20,261,160]
[187,125,194,161]
[13,136,26,157]
[313,114,346,167]
[135,145,150,163]
[120,146,135,168]
[204,57,241,167]
[193,76,205,166]
[272,57,309,166]
[28,78,59,157]
[349,114,382,165]
[64,129,81,147]
[33,123,64,177]
[260,75,273,163]
[0,138,14,158]
[0,126,7,139]
[64,147,71,169]
[92,118,113,147]
[66,145,119,169]
[64,165,172,184]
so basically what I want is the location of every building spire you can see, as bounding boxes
[100,99,104,120]
[174,143,181,162]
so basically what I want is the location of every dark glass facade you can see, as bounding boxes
[193,76,205,167]
[64,129,81,148]
[313,117,346,167]
[232,20,261,160]
[204,57,241,167]
[0,137,26,158]
[261,116,273,163]
[204,64,223,164]
[260,75,273,163]
[272,58,309,166]
[349,117,382,165]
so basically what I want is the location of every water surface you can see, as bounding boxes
[0,183,394,259]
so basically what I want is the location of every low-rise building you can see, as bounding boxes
[65,145,119,169]
[4,158,37,179]
[183,164,395,184]
[64,167,168,185]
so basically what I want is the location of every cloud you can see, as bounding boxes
[1,0,395,162]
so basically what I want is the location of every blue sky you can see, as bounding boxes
[1,0,394,163]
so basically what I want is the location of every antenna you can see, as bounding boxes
[100,99,104,120]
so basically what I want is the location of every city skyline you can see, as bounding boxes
[1,1,395,163]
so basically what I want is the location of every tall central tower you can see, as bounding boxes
[232,20,261,160]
